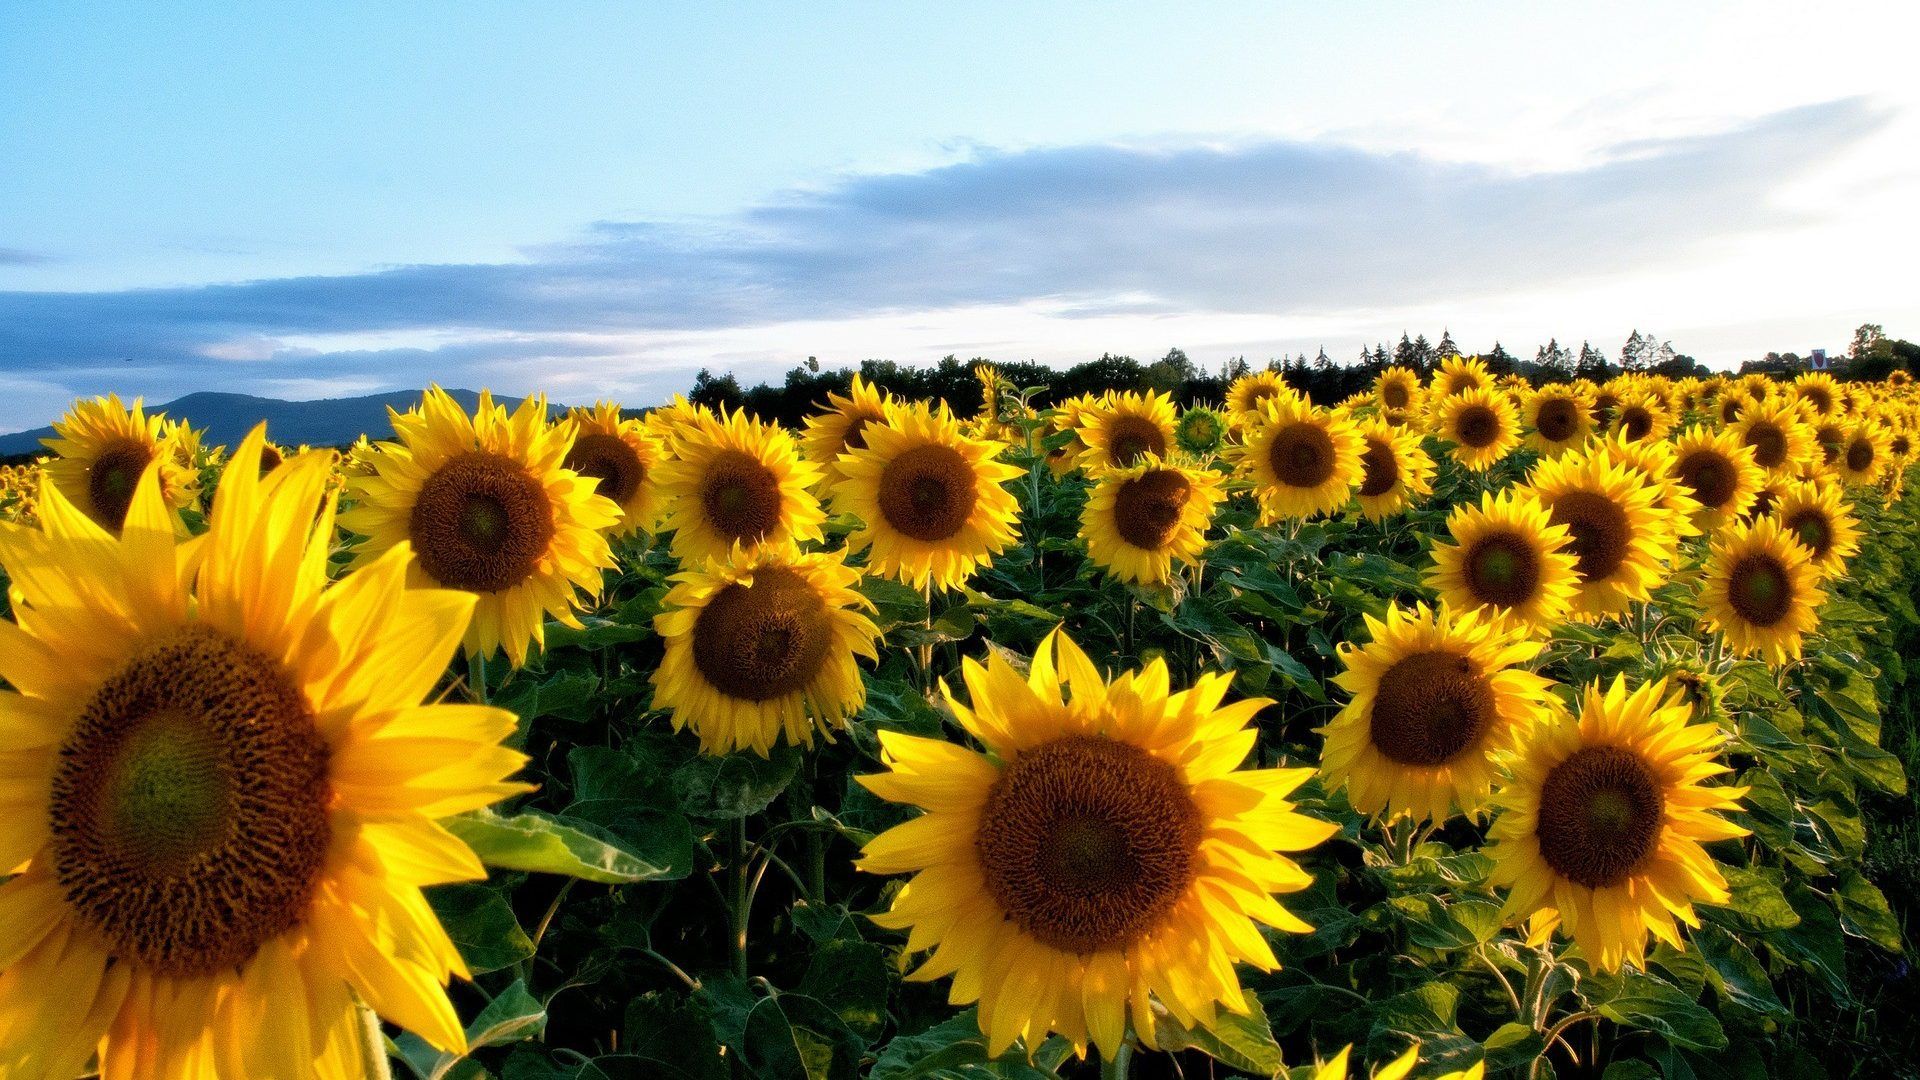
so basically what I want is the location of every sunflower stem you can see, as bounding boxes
[730,818,751,979]
[1101,1036,1136,1079]
[356,1001,394,1080]
[469,649,489,705]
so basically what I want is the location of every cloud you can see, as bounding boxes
[0,248,52,266]
[0,97,1889,423]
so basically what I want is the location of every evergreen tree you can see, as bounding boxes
[1393,332,1417,369]
[1312,346,1334,373]
[1411,334,1434,371]
[1483,341,1517,375]
[1437,328,1460,360]
[1621,330,1647,373]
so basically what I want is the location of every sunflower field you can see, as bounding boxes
[2,357,1919,1080]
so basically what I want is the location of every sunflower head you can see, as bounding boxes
[564,400,666,537]
[1836,419,1892,487]
[1525,448,1674,620]
[1173,404,1230,456]
[1076,390,1179,472]
[856,629,1335,1057]
[1237,395,1366,522]
[1608,391,1672,444]
[1488,676,1748,972]
[38,394,201,533]
[1773,477,1861,577]
[1700,515,1827,666]
[1525,384,1596,457]
[1226,369,1297,426]
[655,406,826,568]
[1353,420,1436,520]
[1426,488,1581,635]
[798,375,895,492]
[1373,367,1424,412]
[1435,386,1523,472]
[1794,371,1842,419]
[1734,396,1819,477]
[1668,424,1764,527]
[1079,455,1226,584]
[1433,355,1492,399]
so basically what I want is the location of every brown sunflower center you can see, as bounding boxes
[841,410,883,452]
[877,443,978,542]
[1267,422,1335,488]
[975,735,1202,954]
[1845,438,1875,474]
[1815,425,1844,465]
[699,449,786,546]
[692,566,833,701]
[1535,398,1580,443]
[1548,490,1631,582]
[1727,552,1793,626]
[1744,421,1788,469]
[1893,434,1912,458]
[258,444,284,474]
[1676,449,1738,511]
[49,626,330,977]
[1720,398,1744,424]
[1803,386,1833,415]
[1619,406,1654,442]
[1455,404,1501,448]
[1784,509,1832,560]
[1591,392,1620,426]
[411,451,557,593]
[1358,436,1401,498]
[1381,381,1411,409]
[87,437,155,529]
[1536,745,1665,888]
[566,432,646,506]
[1748,487,1780,519]
[1369,651,1494,767]
[1463,532,1541,608]
[1113,469,1191,551]
[1104,416,1168,468]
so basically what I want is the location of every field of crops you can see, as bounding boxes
[1,357,1917,1080]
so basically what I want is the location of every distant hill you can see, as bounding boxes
[0,389,561,456]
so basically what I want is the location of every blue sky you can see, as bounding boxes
[2,1,1917,432]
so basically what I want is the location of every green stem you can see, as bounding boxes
[357,1001,394,1080]
[469,649,490,705]
[730,819,750,979]
[1101,1037,1136,1080]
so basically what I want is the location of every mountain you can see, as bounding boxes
[0,389,558,456]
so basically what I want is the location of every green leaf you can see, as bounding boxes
[1390,894,1503,951]
[799,939,892,1040]
[1482,1022,1544,1073]
[446,808,674,884]
[1694,925,1787,1018]
[1594,969,1726,1052]
[741,993,864,1080]
[623,993,727,1080]
[395,980,546,1080]
[427,885,534,975]
[670,746,801,819]
[1601,1062,1659,1080]
[1153,995,1285,1075]
[562,746,695,880]
[868,1008,1068,1079]
[1701,865,1800,934]
[1833,868,1903,951]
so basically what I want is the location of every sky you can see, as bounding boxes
[2,1,1918,433]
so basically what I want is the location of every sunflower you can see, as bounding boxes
[643,393,717,451]
[38,395,200,533]
[1773,478,1861,578]
[1716,387,1752,426]
[1173,405,1230,456]
[1700,516,1826,666]
[1435,386,1522,472]
[1226,369,1295,426]
[655,406,826,566]
[1427,489,1580,635]
[1668,424,1764,527]
[1587,382,1622,429]
[834,400,1022,590]
[1593,432,1700,541]
[1237,396,1366,522]
[0,428,532,1076]
[1432,355,1491,399]
[1794,371,1843,420]
[1836,419,1892,487]
[1077,390,1179,472]
[1487,676,1748,972]
[1608,391,1672,444]
[1321,602,1552,822]
[1373,367,1423,413]
[1811,419,1847,468]
[1743,474,1789,521]
[797,377,894,494]
[1352,420,1435,521]
[856,628,1335,1058]
[1311,1045,1483,1080]
[1524,384,1595,458]
[563,400,666,537]
[651,546,880,756]
[1733,397,1818,478]
[339,388,619,667]
[1526,450,1671,620]
[1046,393,1101,478]
[1079,456,1225,585]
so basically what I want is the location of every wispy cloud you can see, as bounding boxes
[0,98,1888,430]
[0,248,52,266]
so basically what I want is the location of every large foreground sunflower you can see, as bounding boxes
[1427,489,1580,635]
[1487,676,1748,972]
[1525,450,1670,620]
[834,401,1022,590]
[1352,420,1435,521]
[656,407,826,566]
[799,375,893,491]
[340,387,619,666]
[1238,396,1366,522]
[1700,515,1826,666]
[652,546,880,756]
[1435,387,1521,472]
[0,429,531,1077]
[856,629,1335,1058]
[1321,603,1552,822]
[563,400,666,537]
[38,394,200,533]
[1774,477,1861,577]
[1076,390,1178,472]
[1079,456,1225,585]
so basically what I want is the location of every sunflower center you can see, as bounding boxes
[1358,436,1400,497]
[1536,745,1665,888]
[1893,434,1912,458]
[1369,651,1493,767]
[1676,450,1737,510]
[566,432,646,506]
[700,449,786,546]
[1727,553,1793,626]
[1744,421,1788,469]
[1619,406,1654,441]
[1179,413,1220,447]
[1455,405,1501,448]
[841,411,882,452]
[1783,507,1831,559]
[1268,422,1335,488]
[258,444,284,474]
[975,735,1202,954]
[1548,491,1630,581]
[1720,399,1743,424]
[1104,416,1167,468]
[692,566,832,701]
[1846,439,1875,473]
[1804,387,1833,415]
[1535,399,1579,443]
[1382,381,1411,409]
[49,625,331,977]
[1113,469,1191,551]
[1748,487,1779,518]
[411,451,556,593]
[1816,426,1844,465]
[87,437,155,529]
[1463,533,1541,608]
[878,444,978,542]
[1591,393,1619,426]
